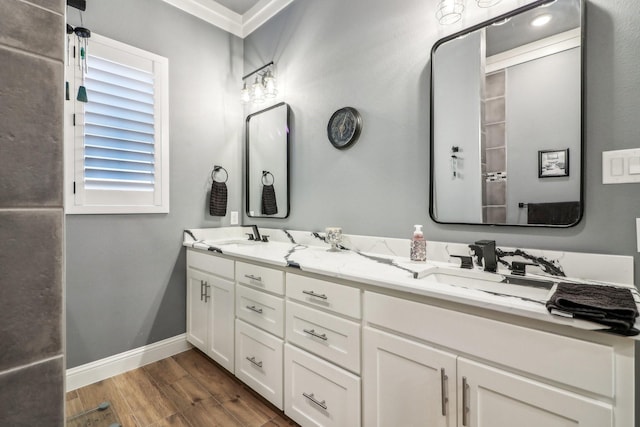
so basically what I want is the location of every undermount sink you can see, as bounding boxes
[421,267,556,301]
[204,238,261,246]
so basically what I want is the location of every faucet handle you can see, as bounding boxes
[245,233,255,241]
[261,235,270,242]
[511,261,538,276]
[450,255,474,269]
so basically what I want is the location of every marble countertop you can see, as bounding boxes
[183,227,640,339]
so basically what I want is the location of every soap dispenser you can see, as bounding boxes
[410,225,426,262]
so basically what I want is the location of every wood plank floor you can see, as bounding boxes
[66,349,299,427]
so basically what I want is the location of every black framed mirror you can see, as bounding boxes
[430,0,583,227]
[246,102,290,218]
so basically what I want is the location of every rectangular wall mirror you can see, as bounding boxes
[246,102,290,218]
[430,0,583,227]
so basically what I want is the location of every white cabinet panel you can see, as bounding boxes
[458,357,613,427]
[208,275,235,373]
[286,273,361,318]
[363,327,456,427]
[286,301,361,374]
[187,249,234,279]
[284,344,360,427]
[236,284,285,338]
[186,268,209,353]
[235,319,283,409]
[236,261,284,295]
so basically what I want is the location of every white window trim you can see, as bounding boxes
[64,33,170,214]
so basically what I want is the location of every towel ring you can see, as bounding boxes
[262,171,274,185]
[211,165,228,183]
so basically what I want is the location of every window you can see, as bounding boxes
[65,34,169,214]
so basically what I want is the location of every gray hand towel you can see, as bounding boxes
[261,184,278,215]
[546,282,638,334]
[209,181,227,216]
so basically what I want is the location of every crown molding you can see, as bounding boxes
[242,0,294,37]
[161,0,293,38]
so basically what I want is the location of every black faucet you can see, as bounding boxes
[245,225,262,241]
[469,240,497,273]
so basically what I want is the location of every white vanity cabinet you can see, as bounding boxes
[234,261,285,409]
[186,249,235,373]
[284,273,362,427]
[363,327,457,427]
[363,291,620,427]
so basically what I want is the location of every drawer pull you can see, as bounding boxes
[244,274,262,282]
[246,356,263,368]
[440,368,449,416]
[204,283,210,303]
[302,290,328,300]
[200,280,205,301]
[246,305,263,314]
[303,328,328,341]
[302,392,327,410]
[462,376,470,426]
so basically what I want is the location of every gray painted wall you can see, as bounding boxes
[65,0,243,368]
[0,0,64,424]
[243,0,640,270]
[432,31,483,223]
[506,47,581,224]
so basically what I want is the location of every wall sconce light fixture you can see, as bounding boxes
[436,0,504,25]
[436,0,464,25]
[241,61,277,104]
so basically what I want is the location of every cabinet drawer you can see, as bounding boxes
[237,262,284,295]
[286,301,361,374]
[286,273,361,318]
[187,249,234,279]
[284,344,360,427]
[236,284,285,338]
[364,291,615,398]
[235,320,284,409]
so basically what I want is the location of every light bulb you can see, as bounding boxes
[263,70,277,98]
[240,82,251,103]
[252,76,265,103]
[531,13,552,27]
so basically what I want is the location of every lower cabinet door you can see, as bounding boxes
[186,268,209,353]
[207,275,235,373]
[284,344,360,427]
[235,319,284,409]
[363,327,456,427]
[458,357,614,427]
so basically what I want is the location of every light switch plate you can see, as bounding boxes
[603,148,640,184]
[230,211,238,225]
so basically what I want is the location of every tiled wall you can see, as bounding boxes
[0,0,65,425]
[482,69,507,223]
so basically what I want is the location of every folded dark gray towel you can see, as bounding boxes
[209,181,227,216]
[261,184,278,215]
[546,282,639,334]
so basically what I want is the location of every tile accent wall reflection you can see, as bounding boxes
[0,0,65,425]
[482,69,507,224]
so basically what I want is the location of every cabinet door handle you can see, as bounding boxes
[302,392,327,410]
[204,283,210,303]
[440,368,449,416]
[302,328,328,341]
[244,274,262,282]
[462,376,470,426]
[246,356,263,368]
[302,290,328,300]
[200,280,205,301]
[246,305,263,314]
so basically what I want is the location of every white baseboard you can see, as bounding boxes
[66,334,192,391]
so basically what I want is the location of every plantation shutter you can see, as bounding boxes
[67,33,169,214]
[83,55,156,192]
